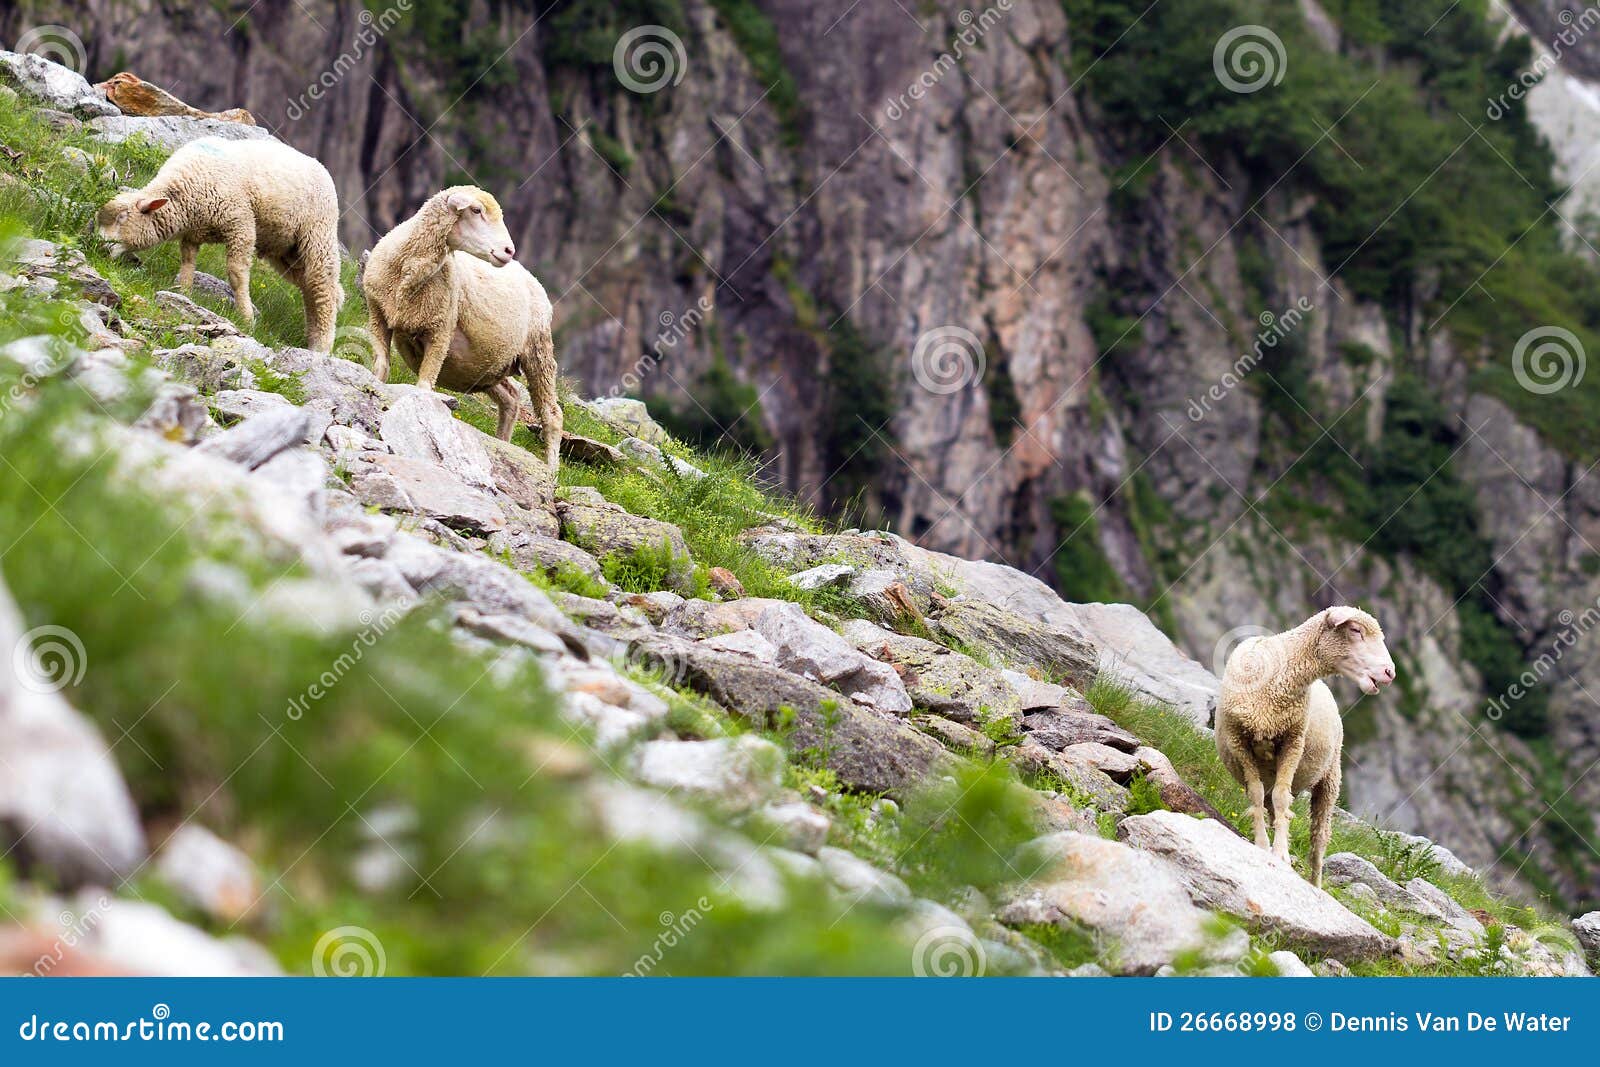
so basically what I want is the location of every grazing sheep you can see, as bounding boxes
[96,137,343,352]
[1215,606,1396,886]
[361,186,563,467]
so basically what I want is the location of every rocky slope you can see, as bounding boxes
[2,49,1598,976]
[7,0,1599,903]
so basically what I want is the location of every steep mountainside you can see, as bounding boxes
[5,0,1600,905]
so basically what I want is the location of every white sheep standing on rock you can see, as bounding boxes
[360,186,563,468]
[1215,606,1396,887]
[96,137,343,352]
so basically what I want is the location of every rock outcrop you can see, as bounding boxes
[0,37,1588,978]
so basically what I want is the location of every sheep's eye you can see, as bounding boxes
[472,205,483,215]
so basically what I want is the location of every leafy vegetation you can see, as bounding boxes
[1049,491,1129,604]
[705,0,806,150]
[0,95,365,353]
[1082,674,1569,975]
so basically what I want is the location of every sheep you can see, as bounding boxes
[1214,606,1396,886]
[360,186,563,468]
[96,137,343,352]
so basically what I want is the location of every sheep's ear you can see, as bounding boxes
[1323,605,1363,631]
[136,197,169,214]
[446,191,475,212]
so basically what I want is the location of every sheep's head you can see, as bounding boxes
[441,187,516,267]
[95,190,170,258]
[1316,606,1396,695]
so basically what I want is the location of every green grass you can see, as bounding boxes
[0,359,1016,973]
[1084,675,1250,827]
[4,60,1579,976]
[0,92,367,355]
[1080,674,1571,974]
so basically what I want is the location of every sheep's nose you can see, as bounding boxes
[1382,664,1395,682]
[502,243,516,260]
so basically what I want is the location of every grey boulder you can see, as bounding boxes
[1118,811,1395,960]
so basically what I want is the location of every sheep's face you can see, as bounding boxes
[1318,607,1396,695]
[96,192,168,257]
[443,188,516,267]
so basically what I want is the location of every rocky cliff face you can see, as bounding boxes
[5,0,1600,904]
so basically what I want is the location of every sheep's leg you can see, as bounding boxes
[1270,731,1306,863]
[415,329,451,391]
[1240,761,1269,849]
[489,379,519,441]
[522,329,562,469]
[367,310,392,381]
[177,239,199,290]
[224,234,256,326]
[1308,765,1340,888]
[301,261,341,354]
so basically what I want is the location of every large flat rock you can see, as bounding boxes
[1118,811,1396,960]
[996,832,1248,975]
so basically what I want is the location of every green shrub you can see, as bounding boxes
[1049,491,1128,604]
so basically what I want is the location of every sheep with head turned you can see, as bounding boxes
[95,137,343,352]
[1215,606,1396,887]
[360,186,563,468]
